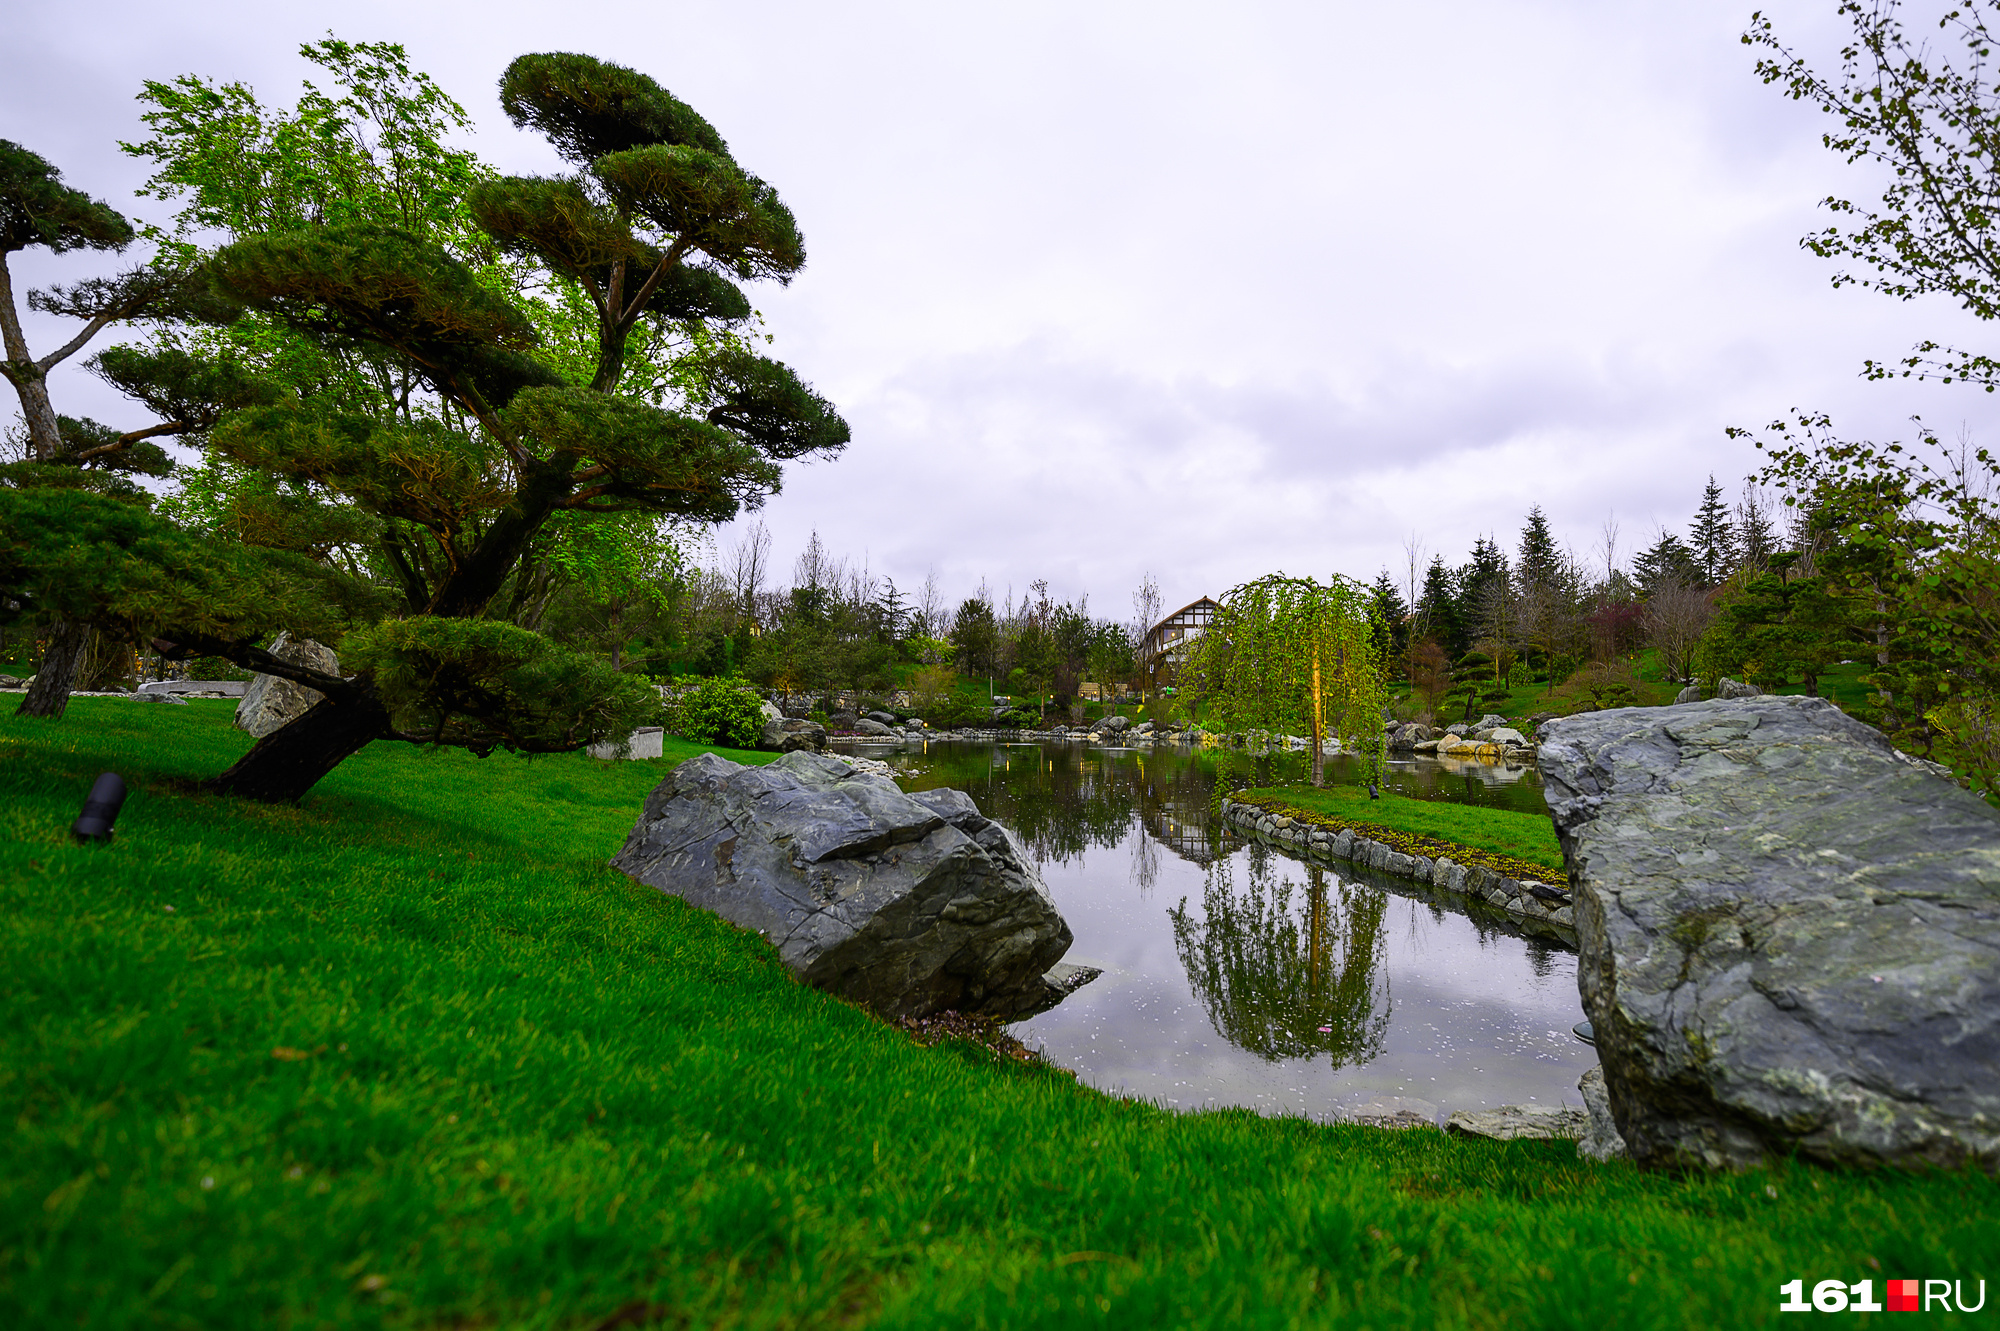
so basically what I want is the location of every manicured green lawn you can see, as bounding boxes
[3,700,1994,1327]
[1237,784,1566,877]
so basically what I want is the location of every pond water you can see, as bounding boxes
[839,738,1592,1124]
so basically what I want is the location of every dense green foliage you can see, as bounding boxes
[1734,1,2000,801]
[1183,574,1385,785]
[3,45,847,800]
[3,701,1995,1327]
[667,673,765,748]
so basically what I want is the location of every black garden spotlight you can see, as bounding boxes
[71,772,127,843]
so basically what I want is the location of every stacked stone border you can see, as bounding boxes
[1217,796,1578,945]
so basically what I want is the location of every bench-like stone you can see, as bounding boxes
[137,679,246,697]
[588,726,665,761]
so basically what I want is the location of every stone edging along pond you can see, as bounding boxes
[1216,796,1578,946]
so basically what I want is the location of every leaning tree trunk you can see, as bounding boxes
[202,690,393,803]
[16,618,92,719]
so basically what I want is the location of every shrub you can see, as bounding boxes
[667,676,766,748]
[910,665,957,714]
[184,654,255,682]
[920,696,988,728]
[1548,660,1641,715]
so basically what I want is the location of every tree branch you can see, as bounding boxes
[68,420,191,463]
[33,284,162,373]
[617,236,692,331]
[150,632,362,702]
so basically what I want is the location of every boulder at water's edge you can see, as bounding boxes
[760,715,828,752]
[1539,695,2000,1173]
[611,751,1082,1019]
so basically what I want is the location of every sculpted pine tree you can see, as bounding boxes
[2,54,846,800]
[1,140,267,717]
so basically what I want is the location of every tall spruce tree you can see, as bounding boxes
[1368,568,1408,665]
[1632,528,1703,598]
[1413,553,1463,658]
[1515,505,1560,600]
[1733,482,1779,573]
[1689,474,1737,586]
[0,54,847,801]
[1458,535,1515,671]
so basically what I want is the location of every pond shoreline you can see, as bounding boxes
[1217,796,1579,947]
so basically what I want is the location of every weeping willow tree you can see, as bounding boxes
[1181,572,1386,786]
[1169,853,1390,1066]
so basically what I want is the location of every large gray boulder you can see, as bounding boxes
[612,751,1082,1019]
[854,717,895,737]
[759,715,828,753]
[233,633,339,738]
[1539,695,2000,1173]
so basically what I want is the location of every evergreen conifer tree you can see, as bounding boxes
[0,54,847,801]
[1733,482,1779,573]
[1515,504,1560,599]
[1689,475,1737,586]
[1413,554,1463,658]
[1,139,260,716]
[1458,535,1515,670]
[1368,568,1408,663]
[1632,528,1703,598]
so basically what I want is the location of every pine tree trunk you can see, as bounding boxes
[202,690,392,803]
[0,253,66,460]
[16,618,91,719]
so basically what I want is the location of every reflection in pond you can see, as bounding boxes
[1171,854,1390,1068]
[848,738,1592,1121]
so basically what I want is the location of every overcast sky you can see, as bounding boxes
[7,0,1996,623]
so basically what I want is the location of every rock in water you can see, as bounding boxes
[1539,695,2000,1174]
[234,633,339,738]
[612,751,1081,1019]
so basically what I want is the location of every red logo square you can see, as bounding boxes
[1888,1279,1921,1312]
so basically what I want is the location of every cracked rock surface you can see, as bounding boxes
[1539,695,2000,1173]
[612,750,1081,1019]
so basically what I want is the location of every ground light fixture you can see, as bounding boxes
[71,771,127,843]
[1573,1021,1595,1045]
